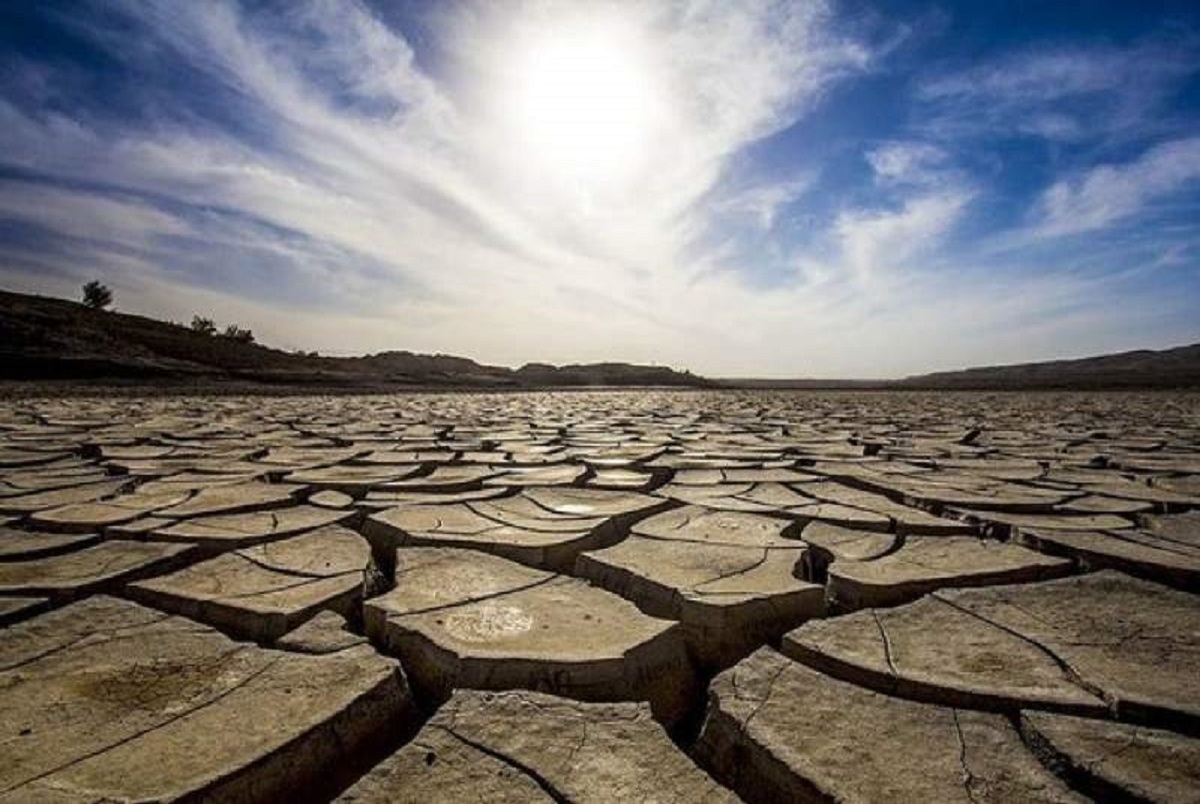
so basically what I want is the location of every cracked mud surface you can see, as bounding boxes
[0,389,1198,801]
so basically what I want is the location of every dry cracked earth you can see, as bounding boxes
[1,390,1198,803]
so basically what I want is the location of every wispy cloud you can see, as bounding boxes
[717,174,817,231]
[834,189,972,281]
[0,1,1196,376]
[1034,136,1200,237]
[866,141,951,187]
[916,38,1199,142]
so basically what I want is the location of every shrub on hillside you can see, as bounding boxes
[81,280,113,310]
[222,324,255,344]
[190,316,217,335]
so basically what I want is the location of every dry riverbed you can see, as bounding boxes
[1,390,1198,802]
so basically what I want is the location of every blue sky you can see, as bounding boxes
[0,0,1197,377]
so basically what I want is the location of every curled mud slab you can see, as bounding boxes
[275,609,369,655]
[695,647,1081,803]
[364,547,694,723]
[0,595,50,625]
[783,571,1200,726]
[129,524,374,642]
[153,481,299,519]
[0,527,101,561]
[28,490,190,533]
[824,535,1073,611]
[363,488,668,572]
[1017,523,1200,592]
[577,505,824,668]
[1020,711,1200,802]
[0,596,413,803]
[0,539,196,602]
[151,504,356,550]
[339,690,736,803]
[0,479,128,516]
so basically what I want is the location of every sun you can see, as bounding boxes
[495,16,663,193]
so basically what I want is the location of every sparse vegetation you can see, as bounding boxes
[190,316,217,336]
[190,316,253,345]
[223,324,255,344]
[81,280,113,310]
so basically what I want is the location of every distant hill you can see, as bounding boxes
[515,362,702,387]
[715,344,1200,390]
[3,288,1195,390]
[713,378,886,389]
[895,343,1200,389]
[0,289,706,389]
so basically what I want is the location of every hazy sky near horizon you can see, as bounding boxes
[1,1,1198,378]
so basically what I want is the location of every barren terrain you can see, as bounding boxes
[1,389,1198,802]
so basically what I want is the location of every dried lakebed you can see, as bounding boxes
[0,389,1198,802]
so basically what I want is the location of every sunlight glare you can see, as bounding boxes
[497,17,662,193]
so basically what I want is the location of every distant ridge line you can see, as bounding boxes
[0,288,706,389]
[1,288,1196,390]
[718,342,1200,389]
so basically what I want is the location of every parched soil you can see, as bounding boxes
[1,389,1198,802]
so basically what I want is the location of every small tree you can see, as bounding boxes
[190,315,217,336]
[223,324,255,344]
[81,280,113,310]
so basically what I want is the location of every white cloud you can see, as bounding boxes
[717,175,816,230]
[833,189,972,280]
[915,41,1199,142]
[1035,137,1200,236]
[866,141,949,186]
[0,184,189,245]
[921,49,1132,103]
